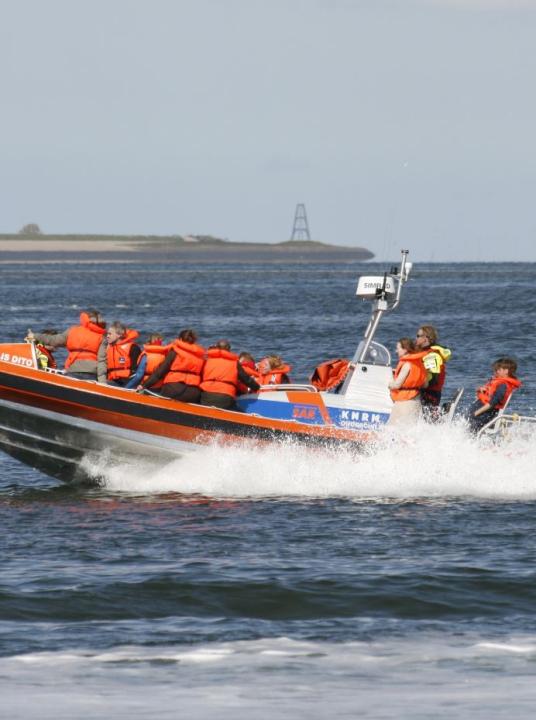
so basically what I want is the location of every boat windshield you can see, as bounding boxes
[354,341,391,367]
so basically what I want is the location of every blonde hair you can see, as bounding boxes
[265,355,284,370]
[418,325,438,345]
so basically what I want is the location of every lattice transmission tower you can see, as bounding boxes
[290,203,311,241]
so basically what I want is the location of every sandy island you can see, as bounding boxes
[0,239,146,252]
[0,236,375,263]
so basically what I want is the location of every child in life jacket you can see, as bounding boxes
[35,328,59,370]
[468,357,522,434]
[237,352,259,395]
[126,333,166,390]
[257,355,291,386]
[387,337,428,425]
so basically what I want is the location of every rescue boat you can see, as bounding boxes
[0,252,413,482]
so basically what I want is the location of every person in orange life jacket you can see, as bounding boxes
[414,324,452,412]
[106,321,141,387]
[124,333,167,390]
[237,352,260,395]
[26,309,107,382]
[468,357,522,434]
[141,328,205,402]
[200,340,261,410]
[257,355,292,386]
[387,338,428,426]
[34,328,59,370]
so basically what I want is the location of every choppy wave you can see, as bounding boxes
[3,564,535,623]
[8,632,536,667]
[88,421,536,500]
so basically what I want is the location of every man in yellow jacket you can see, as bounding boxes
[415,325,452,413]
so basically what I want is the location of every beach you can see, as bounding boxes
[0,236,375,263]
[0,239,151,252]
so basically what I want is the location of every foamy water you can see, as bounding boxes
[4,634,536,719]
[89,421,536,500]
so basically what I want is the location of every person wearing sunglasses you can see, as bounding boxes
[414,325,452,415]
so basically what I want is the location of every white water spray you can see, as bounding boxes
[82,420,536,500]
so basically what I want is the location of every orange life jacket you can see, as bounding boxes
[107,329,140,381]
[139,343,171,387]
[477,375,522,409]
[65,312,106,369]
[237,360,260,395]
[164,340,205,386]
[200,348,239,397]
[390,352,428,402]
[310,358,350,391]
[258,364,292,386]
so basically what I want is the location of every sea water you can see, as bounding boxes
[1,259,536,718]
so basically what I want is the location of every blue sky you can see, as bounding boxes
[1,0,535,260]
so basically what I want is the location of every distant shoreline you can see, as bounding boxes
[0,234,375,263]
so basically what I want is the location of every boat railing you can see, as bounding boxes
[476,395,513,437]
[478,413,536,439]
[257,384,318,393]
[43,367,65,375]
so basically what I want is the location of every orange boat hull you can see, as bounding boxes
[0,358,373,482]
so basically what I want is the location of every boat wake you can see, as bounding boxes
[82,420,536,500]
